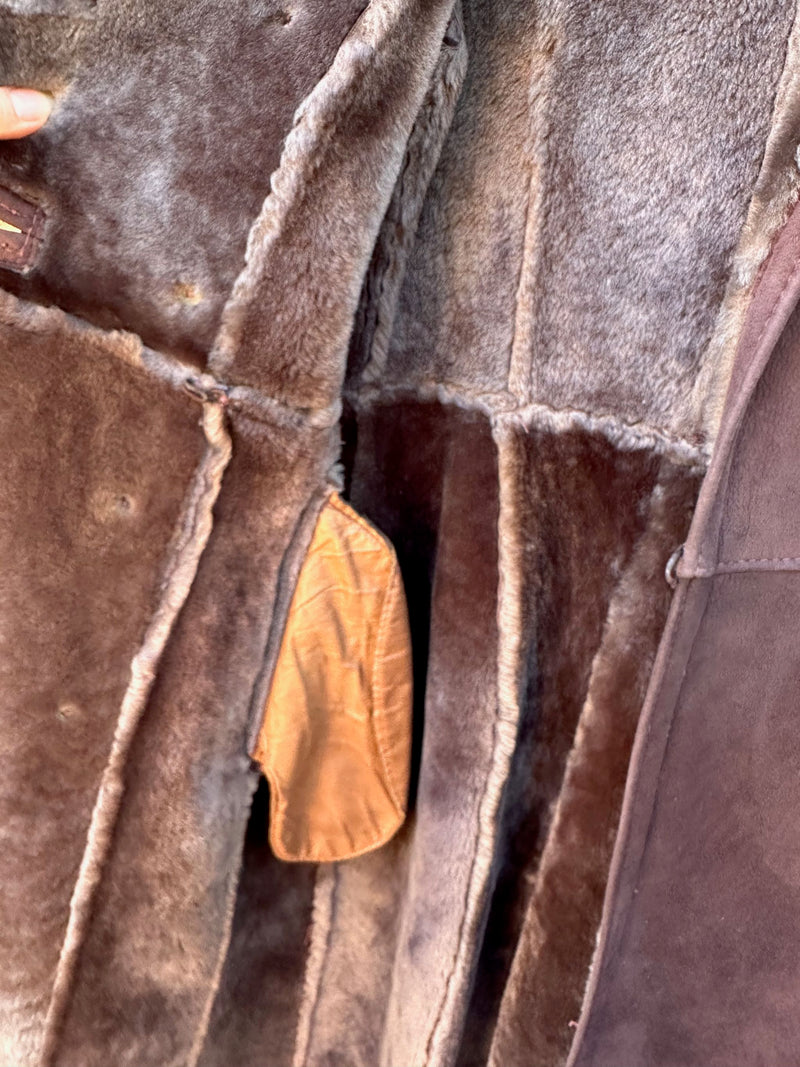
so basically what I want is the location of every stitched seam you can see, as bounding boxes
[370,554,405,815]
[0,202,20,218]
[0,196,28,221]
[328,491,391,550]
[574,581,696,1041]
[701,251,800,571]
[17,219,35,268]
[683,558,800,578]
[0,290,707,457]
[719,555,800,564]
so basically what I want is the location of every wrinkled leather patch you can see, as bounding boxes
[0,186,44,273]
[251,492,412,863]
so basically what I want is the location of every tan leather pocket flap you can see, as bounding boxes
[251,492,412,863]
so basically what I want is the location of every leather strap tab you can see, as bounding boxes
[0,186,45,273]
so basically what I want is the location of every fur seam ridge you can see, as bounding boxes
[350,381,709,466]
[695,0,800,439]
[359,2,468,387]
[209,0,445,378]
[0,289,342,427]
[422,426,525,1066]
[291,867,338,1067]
[38,402,233,1067]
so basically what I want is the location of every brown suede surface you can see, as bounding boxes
[569,196,800,1067]
[573,571,800,1067]
[717,307,800,565]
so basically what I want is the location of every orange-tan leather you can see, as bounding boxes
[251,492,413,863]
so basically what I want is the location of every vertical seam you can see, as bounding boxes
[38,401,232,1067]
[291,866,339,1067]
[423,423,524,1066]
[506,29,557,402]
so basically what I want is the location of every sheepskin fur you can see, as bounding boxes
[296,399,499,1067]
[485,459,702,1067]
[290,2,798,1065]
[0,295,206,1067]
[382,0,796,439]
[0,2,460,1064]
[2,1,800,1066]
[0,0,369,362]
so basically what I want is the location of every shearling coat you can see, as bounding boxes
[3,1,800,1066]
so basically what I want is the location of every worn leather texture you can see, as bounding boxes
[252,491,412,863]
[0,182,43,271]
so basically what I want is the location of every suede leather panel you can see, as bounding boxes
[49,412,336,1067]
[569,202,800,1067]
[715,303,800,567]
[297,399,500,1067]
[681,198,800,578]
[0,303,204,1067]
[0,0,368,364]
[0,183,45,273]
[572,572,800,1067]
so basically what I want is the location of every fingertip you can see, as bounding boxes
[9,88,52,125]
[0,88,53,139]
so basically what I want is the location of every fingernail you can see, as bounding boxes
[9,89,52,123]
